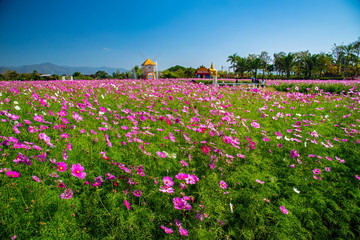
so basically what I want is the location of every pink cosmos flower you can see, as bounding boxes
[290,150,300,158]
[60,188,73,199]
[179,227,188,236]
[71,164,86,179]
[219,180,227,189]
[256,179,265,184]
[156,151,167,158]
[201,145,211,155]
[173,197,185,210]
[280,206,288,214]
[32,175,40,182]
[6,170,20,178]
[132,190,142,197]
[33,115,44,122]
[169,132,175,142]
[313,169,321,175]
[355,175,360,181]
[185,174,199,184]
[67,143,72,151]
[159,185,175,194]
[325,167,331,172]
[57,162,67,172]
[180,160,188,167]
[60,133,69,139]
[251,122,260,128]
[175,173,189,180]
[161,225,173,234]
[163,176,174,186]
[124,199,131,210]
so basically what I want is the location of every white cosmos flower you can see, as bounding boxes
[293,187,300,194]
[284,136,290,141]
[13,101,19,105]
[230,203,234,213]
[14,105,21,110]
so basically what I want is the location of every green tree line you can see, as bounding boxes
[227,38,360,79]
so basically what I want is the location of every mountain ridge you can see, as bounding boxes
[0,62,128,75]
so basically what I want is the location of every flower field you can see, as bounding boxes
[0,79,360,239]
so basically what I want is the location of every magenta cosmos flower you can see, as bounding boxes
[71,164,86,179]
[60,188,73,199]
[163,176,174,186]
[313,169,321,175]
[132,190,142,197]
[32,175,40,182]
[175,173,189,181]
[290,149,300,158]
[6,170,20,178]
[219,180,227,189]
[57,162,67,172]
[161,225,173,234]
[124,199,130,210]
[280,206,288,214]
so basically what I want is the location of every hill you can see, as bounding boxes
[0,62,128,75]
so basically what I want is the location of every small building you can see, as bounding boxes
[141,58,156,80]
[195,67,210,79]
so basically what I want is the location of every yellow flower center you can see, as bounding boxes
[76,170,80,174]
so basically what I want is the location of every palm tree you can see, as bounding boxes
[282,53,295,79]
[247,54,262,79]
[303,54,318,79]
[235,56,248,78]
[273,52,286,79]
[353,39,360,76]
[260,51,271,79]
[341,43,356,79]
[227,54,238,74]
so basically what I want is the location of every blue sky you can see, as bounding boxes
[0,0,359,71]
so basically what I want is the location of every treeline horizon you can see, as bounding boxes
[0,38,359,81]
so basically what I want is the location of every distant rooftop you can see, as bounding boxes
[141,58,156,66]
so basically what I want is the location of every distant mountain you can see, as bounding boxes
[0,62,128,75]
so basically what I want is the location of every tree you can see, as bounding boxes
[294,51,310,78]
[260,51,271,79]
[3,70,19,80]
[227,53,238,73]
[273,52,286,79]
[73,72,83,79]
[316,53,332,78]
[353,38,360,76]
[303,54,318,79]
[95,70,109,79]
[282,53,295,79]
[184,67,196,78]
[131,65,143,79]
[32,70,41,80]
[247,54,262,79]
[234,56,248,78]
[332,44,344,77]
